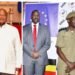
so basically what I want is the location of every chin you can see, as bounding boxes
[0,23,5,25]
[34,22,37,23]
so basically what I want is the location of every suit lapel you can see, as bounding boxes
[36,24,42,49]
[28,23,42,49]
[28,24,34,46]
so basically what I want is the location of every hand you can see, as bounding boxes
[34,51,40,59]
[68,62,75,69]
[15,71,19,75]
[65,62,75,73]
[15,68,20,75]
[65,66,71,73]
[32,51,40,59]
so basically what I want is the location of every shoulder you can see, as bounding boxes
[5,24,19,36]
[58,27,68,36]
[39,24,48,29]
[59,27,68,32]
[23,24,30,30]
[6,24,18,31]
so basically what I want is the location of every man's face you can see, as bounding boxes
[31,11,40,24]
[0,9,7,26]
[69,17,75,28]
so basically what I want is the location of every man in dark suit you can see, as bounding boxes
[23,10,50,75]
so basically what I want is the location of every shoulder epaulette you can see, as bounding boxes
[59,28,68,32]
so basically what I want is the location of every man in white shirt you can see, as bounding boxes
[23,10,50,75]
[0,8,22,75]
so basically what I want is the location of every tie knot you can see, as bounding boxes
[34,25,36,27]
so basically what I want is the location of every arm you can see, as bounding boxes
[39,27,50,56]
[23,42,33,57]
[56,46,75,73]
[56,31,69,64]
[23,27,33,57]
[56,46,69,65]
[14,28,22,73]
[56,31,75,72]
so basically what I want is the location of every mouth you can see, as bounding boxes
[34,18,38,21]
[34,18,38,20]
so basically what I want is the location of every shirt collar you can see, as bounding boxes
[0,23,7,29]
[31,22,39,28]
[31,22,39,27]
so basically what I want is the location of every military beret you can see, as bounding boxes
[66,11,75,20]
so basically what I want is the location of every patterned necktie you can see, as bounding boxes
[33,25,37,49]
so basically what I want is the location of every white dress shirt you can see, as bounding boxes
[0,24,22,74]
[31,22,39,36]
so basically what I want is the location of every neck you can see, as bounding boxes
[33,23,37,24]
[32,21,39,24]
[32,22,39,25]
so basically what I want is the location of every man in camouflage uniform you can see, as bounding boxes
[56,12,75,75]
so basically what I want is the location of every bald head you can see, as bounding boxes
[0,8,7,15]
[0,8,7,26]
